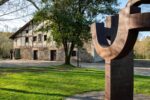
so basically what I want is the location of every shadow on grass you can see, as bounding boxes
[0,87,68,97]
[0,64,77,72]
[0,65,103,74]
[0,67,52,73]
[134,75,150,79]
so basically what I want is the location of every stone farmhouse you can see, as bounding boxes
[10,20,102,62]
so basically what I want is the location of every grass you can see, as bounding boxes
[0,65,150,100]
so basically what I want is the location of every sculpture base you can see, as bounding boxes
[105,52,134,100]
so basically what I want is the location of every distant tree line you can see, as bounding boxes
[0,32,13,59]
[134,36,150,59]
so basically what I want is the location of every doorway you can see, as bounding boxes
[50,50,56,61]
[14,49,21,59]
[33,50,38,60]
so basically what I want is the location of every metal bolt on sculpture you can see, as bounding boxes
[91,0,150,100]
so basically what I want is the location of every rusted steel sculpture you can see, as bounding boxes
[91,0,150,100]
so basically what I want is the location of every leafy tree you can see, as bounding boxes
[34,0,118,65]
[0,0,41,10]
[134,36,150,59]
[0,32,13,58]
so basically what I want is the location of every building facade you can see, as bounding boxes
[10,20,102,62]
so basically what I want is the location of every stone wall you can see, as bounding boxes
[79,48,93,62]
[38,48,49,60]
[16,47,65,61]
[78,41,94,62]
[14,42,102,63]
[20,47,32,60]
[57,48,65,61]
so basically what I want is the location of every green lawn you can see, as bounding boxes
[0,65,150,100]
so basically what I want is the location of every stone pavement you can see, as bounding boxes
[0,60,63,67]
[76,62,150,76]
[65,91,150,100]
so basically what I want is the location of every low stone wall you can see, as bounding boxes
[134,59,150,67]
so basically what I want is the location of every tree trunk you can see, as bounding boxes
[63,42,75,65]
[65,55,71,65]
[63,41,70,65]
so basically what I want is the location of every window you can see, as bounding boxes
[44,35,47,41]
[33,36,37,42]
[26,30,29,33]
[72,51,77,57]
[38,34,42,42]
[25,37,29,43]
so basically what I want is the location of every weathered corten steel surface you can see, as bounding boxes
[91,0,150,100]
[127,0,150,7]
[91,0,150,61]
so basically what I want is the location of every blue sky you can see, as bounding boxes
[118,0,128,8]
[118,0,150,12]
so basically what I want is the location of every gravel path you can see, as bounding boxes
[65,91,150,100]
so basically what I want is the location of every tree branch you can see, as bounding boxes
[0,0,9,6]
[26,0,40,10]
